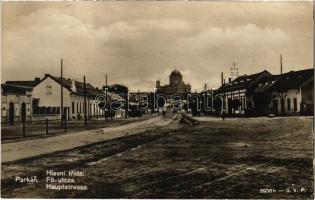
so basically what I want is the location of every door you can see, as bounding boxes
[272,99,278,115]
[21,102,26,122]
[228,98,232,114]
[9,102,15,123]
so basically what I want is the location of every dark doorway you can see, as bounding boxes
[228,98,232,114]
[67,107,70,120]
[272,99,278,115]
[21,102,26,122]
[9,102,15,123]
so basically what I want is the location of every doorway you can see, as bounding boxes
[272,99,278,115]
[9,102,15,123]
[21,102,26,122]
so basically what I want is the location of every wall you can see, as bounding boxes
[32,77,72,107]
[1,93,32,122]
[271,89,301,114]
[301,79,314,114]
[69,95,104,120]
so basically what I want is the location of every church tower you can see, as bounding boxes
[169,69,183,86]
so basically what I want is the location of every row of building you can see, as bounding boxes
[154,68,313,116]
[213,68,314,116]
[1,67,313,122]
[1,74,127,123]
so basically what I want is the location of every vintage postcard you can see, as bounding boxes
[1,1,314,199]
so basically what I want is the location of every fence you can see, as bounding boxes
[1,115,142,140]
[1,119,67,140]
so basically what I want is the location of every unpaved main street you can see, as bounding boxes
[1,115,313,199]
[2,115,175,162]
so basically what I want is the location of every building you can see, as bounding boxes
[106,92,127,119]
[216,68,314,116]
[1,78,41,123]
[32,74,104,120]
[257,68,314,115]
[1,74,129,122]
[216,70,272,115]
[156,69,191,94]
[1,84,33,123]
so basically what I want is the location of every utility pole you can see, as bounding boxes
[84,76,87,126]
[60,59,64,127]
[221,72,225,112]
[204,83,207,91]
[230,62,239,80]
[105,85,109,121]
[280,54,285,115]
[221,72,224,86]
[105,74,108,86]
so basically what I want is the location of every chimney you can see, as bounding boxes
[34,77,40,82]
[229,78,232,83]
[156,80,160,88]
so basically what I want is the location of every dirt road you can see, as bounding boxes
[2,115,175,163]
[1,115,313,198]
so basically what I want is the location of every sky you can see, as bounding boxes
[1,1,313,92]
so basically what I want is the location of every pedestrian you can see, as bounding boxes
[222,110,226,121]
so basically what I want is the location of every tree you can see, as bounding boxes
[104,84,128,94]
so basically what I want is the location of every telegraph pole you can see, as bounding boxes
[104,74,111,121]
[221,72,224,86]
[60,59,64,127]
[221,72,225,112]
[230,62,239,80]
[280,54,285,115]
[84,76,87,126]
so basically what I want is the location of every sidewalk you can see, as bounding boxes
[1,116,173,163]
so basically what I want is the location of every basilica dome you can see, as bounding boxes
[170,69,182,77]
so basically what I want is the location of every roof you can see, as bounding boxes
[36,74,102,97]
[217,70,272,92]
[254,75,280,93]
[268,68,314,92]
[1,84,33,95]
[170,69,182,76]
[74,80,100,96]
[5,78,40,88]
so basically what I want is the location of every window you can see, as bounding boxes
[293,98,297,112]
[46,85,52,95]
[72,102,75,114]
[287,98,291,111]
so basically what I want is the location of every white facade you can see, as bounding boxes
[1,91,32,122]
[32,76,104,120]
[271,89,302,114]
[32,77,72,108]
[224,89,248,114]
[70,94,104,120]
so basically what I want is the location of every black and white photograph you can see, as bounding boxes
[1,1,314,199]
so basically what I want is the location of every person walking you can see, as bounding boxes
[222,110,226,121]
